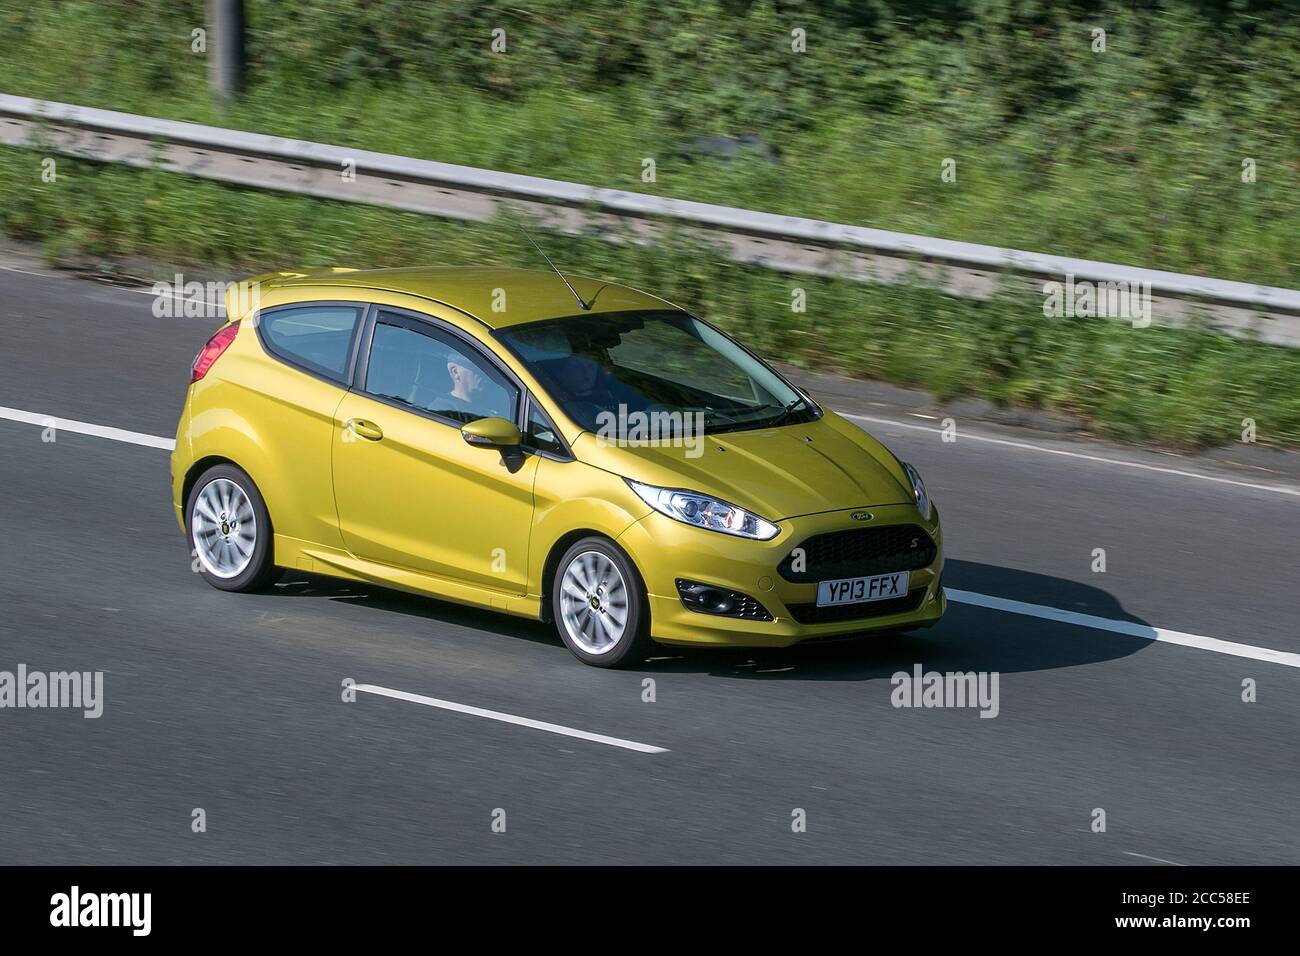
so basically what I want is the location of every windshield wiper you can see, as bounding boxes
[701,396,809,435]
[694,406,740,425]
[762,395,809,429]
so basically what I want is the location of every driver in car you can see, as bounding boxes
[553,353,622,425]
[442,349,498,422]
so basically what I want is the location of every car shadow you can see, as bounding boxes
[267,572,564,649]
[639,559,1154,681]
[266,558,1155,681]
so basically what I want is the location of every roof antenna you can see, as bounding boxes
[517,224,590,311]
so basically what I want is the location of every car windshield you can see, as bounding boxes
[495,310,817,436]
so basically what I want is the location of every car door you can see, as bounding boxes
[246,301,366,550]
[332,307,537,593]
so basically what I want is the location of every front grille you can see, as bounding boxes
[777,524,936,583]
[786,588,926,625]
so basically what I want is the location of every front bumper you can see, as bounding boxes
[617,502,945,648]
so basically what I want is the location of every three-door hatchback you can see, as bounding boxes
[172,266,945,666]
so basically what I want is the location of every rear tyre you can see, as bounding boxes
[186,463,279,593]
[552,537,653,667]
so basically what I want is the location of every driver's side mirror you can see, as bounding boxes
[460,417,522,448]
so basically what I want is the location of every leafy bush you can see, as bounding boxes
[3,143,1297,450]
[0,0,1294,284]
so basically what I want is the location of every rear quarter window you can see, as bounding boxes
[258,305,363,383]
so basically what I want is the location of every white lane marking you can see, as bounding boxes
[354,683,669,754]
[0,264,61,278]
[844,412,1300,498]
[2,404,1297,671]
[946,588,1300,669]
[0,406,175,450]
[1122,851,1186,866]
[128,285,225,310]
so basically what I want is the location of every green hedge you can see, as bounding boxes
[3,143,1297,450]
[0,0,1295,285]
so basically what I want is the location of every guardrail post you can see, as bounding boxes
[209,0,245,106]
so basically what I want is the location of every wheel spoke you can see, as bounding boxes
[197,495,220,523]
[571,565,590,592]
[605,603,627,629]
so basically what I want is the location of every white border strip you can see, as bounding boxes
[354,683,669,753]
[947,589,1300,669]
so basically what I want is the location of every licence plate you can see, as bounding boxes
[815,571,909,607]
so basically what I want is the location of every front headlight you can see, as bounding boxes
[627,479,780,540]
[901,461,932,520]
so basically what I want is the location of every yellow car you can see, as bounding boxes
[171,266,944,666]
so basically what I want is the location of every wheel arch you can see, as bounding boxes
[182,455,243,516]
[182,457,277,549]
[539,528,648,625]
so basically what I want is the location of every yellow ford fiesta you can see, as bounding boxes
[171,266,944,666]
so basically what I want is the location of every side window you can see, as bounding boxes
[365,315,519,425]
[259,305,363,383]
[524,401,567,457]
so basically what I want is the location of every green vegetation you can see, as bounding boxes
[0,0,1295,285]
[1,1,1296,448]
[3,144,1298,449]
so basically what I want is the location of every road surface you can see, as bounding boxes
[0,258,1296,864]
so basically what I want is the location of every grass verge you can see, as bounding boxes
[3,143,1297,450]
[0,0,1295,286]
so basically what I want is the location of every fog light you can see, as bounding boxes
[675,579,773,621]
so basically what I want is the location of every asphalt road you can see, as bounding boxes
[1,258,1297,864]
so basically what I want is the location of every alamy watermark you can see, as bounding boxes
[0,664,103,718]
[50,886,150,936]
[595,404,705,459]
[891,664,999,718]
[151,275,261,320]
[1042,273,1151,328]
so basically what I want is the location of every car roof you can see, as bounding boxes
[265,266,677,329]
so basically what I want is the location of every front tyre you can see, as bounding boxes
[552,537,653,667]
[186,463,279,592]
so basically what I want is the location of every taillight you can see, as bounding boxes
[191,321,240,383]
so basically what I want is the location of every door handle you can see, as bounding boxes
[345,418,384,442]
